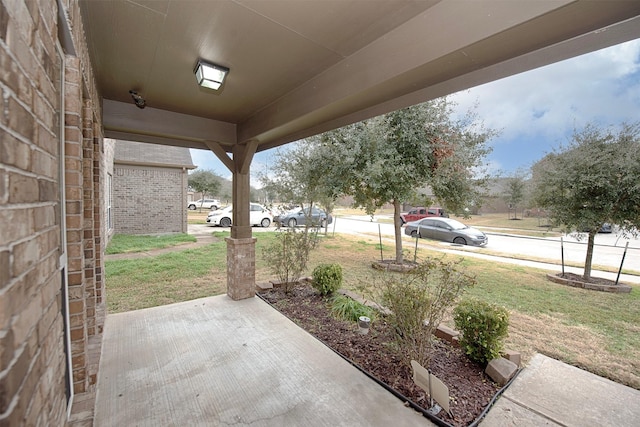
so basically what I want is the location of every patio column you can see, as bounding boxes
[208,140,258,300]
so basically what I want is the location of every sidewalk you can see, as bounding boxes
[481,354,640,426]
[105,226,216,261]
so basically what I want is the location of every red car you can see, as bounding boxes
[400,207,448,224]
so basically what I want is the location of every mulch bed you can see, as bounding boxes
[558,272,618,286]
[258,283,501,427]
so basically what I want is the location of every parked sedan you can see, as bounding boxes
[404,217,488,246]
[206,203,272,227]
[579,223,613,233]
[275,207,333,228]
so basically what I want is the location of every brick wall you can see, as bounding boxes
[1,0,105,425]
[0,0,69,425]
[113,164,188,235]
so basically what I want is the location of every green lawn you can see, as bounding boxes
[105,231,640,389]
[106,233,197,254]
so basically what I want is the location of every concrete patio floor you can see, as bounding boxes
[94,295,433,426]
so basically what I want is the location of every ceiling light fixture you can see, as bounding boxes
[194,60,229,90]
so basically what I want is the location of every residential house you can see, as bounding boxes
[112,140,195,236]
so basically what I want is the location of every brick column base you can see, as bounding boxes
[225,237,257,300]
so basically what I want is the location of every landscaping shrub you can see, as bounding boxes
[371,257,476,368]
[261,228,319,293]
[453,299,510,365]
[312,263,343,295]
[330,294,375,322]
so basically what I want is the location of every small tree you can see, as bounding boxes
[320,98,495,264]
[261,228,319,293]
[532,122,640,281]
[188,169,221,211]
[371,258,475,368]
[260,141,339,232]
[503,170,527,219]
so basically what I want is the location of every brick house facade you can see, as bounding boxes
[1,0,106,425]
[113,140,194,235]
[1,1,637,426]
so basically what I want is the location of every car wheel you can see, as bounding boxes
[220,217,231,227]
[261,218,271,228]
[453,237,466,245]
[288,218,297,228]
[188,204,196,210]
[410,230,418,238]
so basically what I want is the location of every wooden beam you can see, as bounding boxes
[103,99,236,147]
[205,141,235,173]
[233,140,259,175]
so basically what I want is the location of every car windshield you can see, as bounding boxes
[443,219,467,230]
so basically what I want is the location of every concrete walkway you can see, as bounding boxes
[481,354,640,426]
[105,227,216,261]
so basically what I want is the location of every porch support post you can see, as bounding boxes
[210,140,259,300]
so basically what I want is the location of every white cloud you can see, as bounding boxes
[450,38,640,172]
[189,148,277,188]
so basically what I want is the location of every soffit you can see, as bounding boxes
[79,0,640,154]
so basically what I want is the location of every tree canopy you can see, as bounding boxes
[503,170,527,219]
[262,98,495,262]
[260,142,331,209]
[188,169,221,210]
[320,98,494,263]
[532,122,640,280]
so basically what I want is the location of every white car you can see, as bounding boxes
[206,203,272,227]
[188,198,220,210]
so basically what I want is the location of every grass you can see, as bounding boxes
[105,231,640,389]
[330,294,376,322]
[106,233,197,254]
[187,210,212,224]
[399,234,640,276]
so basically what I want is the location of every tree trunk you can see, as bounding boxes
[394,199,403,264]
[583,231,596,281]
[198,192,208,213]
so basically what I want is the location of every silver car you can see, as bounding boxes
[275,207,333,228]
[404,217,488,246]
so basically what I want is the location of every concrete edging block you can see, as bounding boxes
[486,357,518,386]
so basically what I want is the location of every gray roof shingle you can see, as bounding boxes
[114,140,195,168]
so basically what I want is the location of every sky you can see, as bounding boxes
[190,38,640,184]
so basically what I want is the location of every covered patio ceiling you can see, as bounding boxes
[80,0,640,156]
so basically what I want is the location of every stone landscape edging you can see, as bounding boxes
[546,273,632,293]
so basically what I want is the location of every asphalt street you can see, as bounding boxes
[328,215,640,284]
[194,214,640,284]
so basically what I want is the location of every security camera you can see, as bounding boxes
[129,90,146,109]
